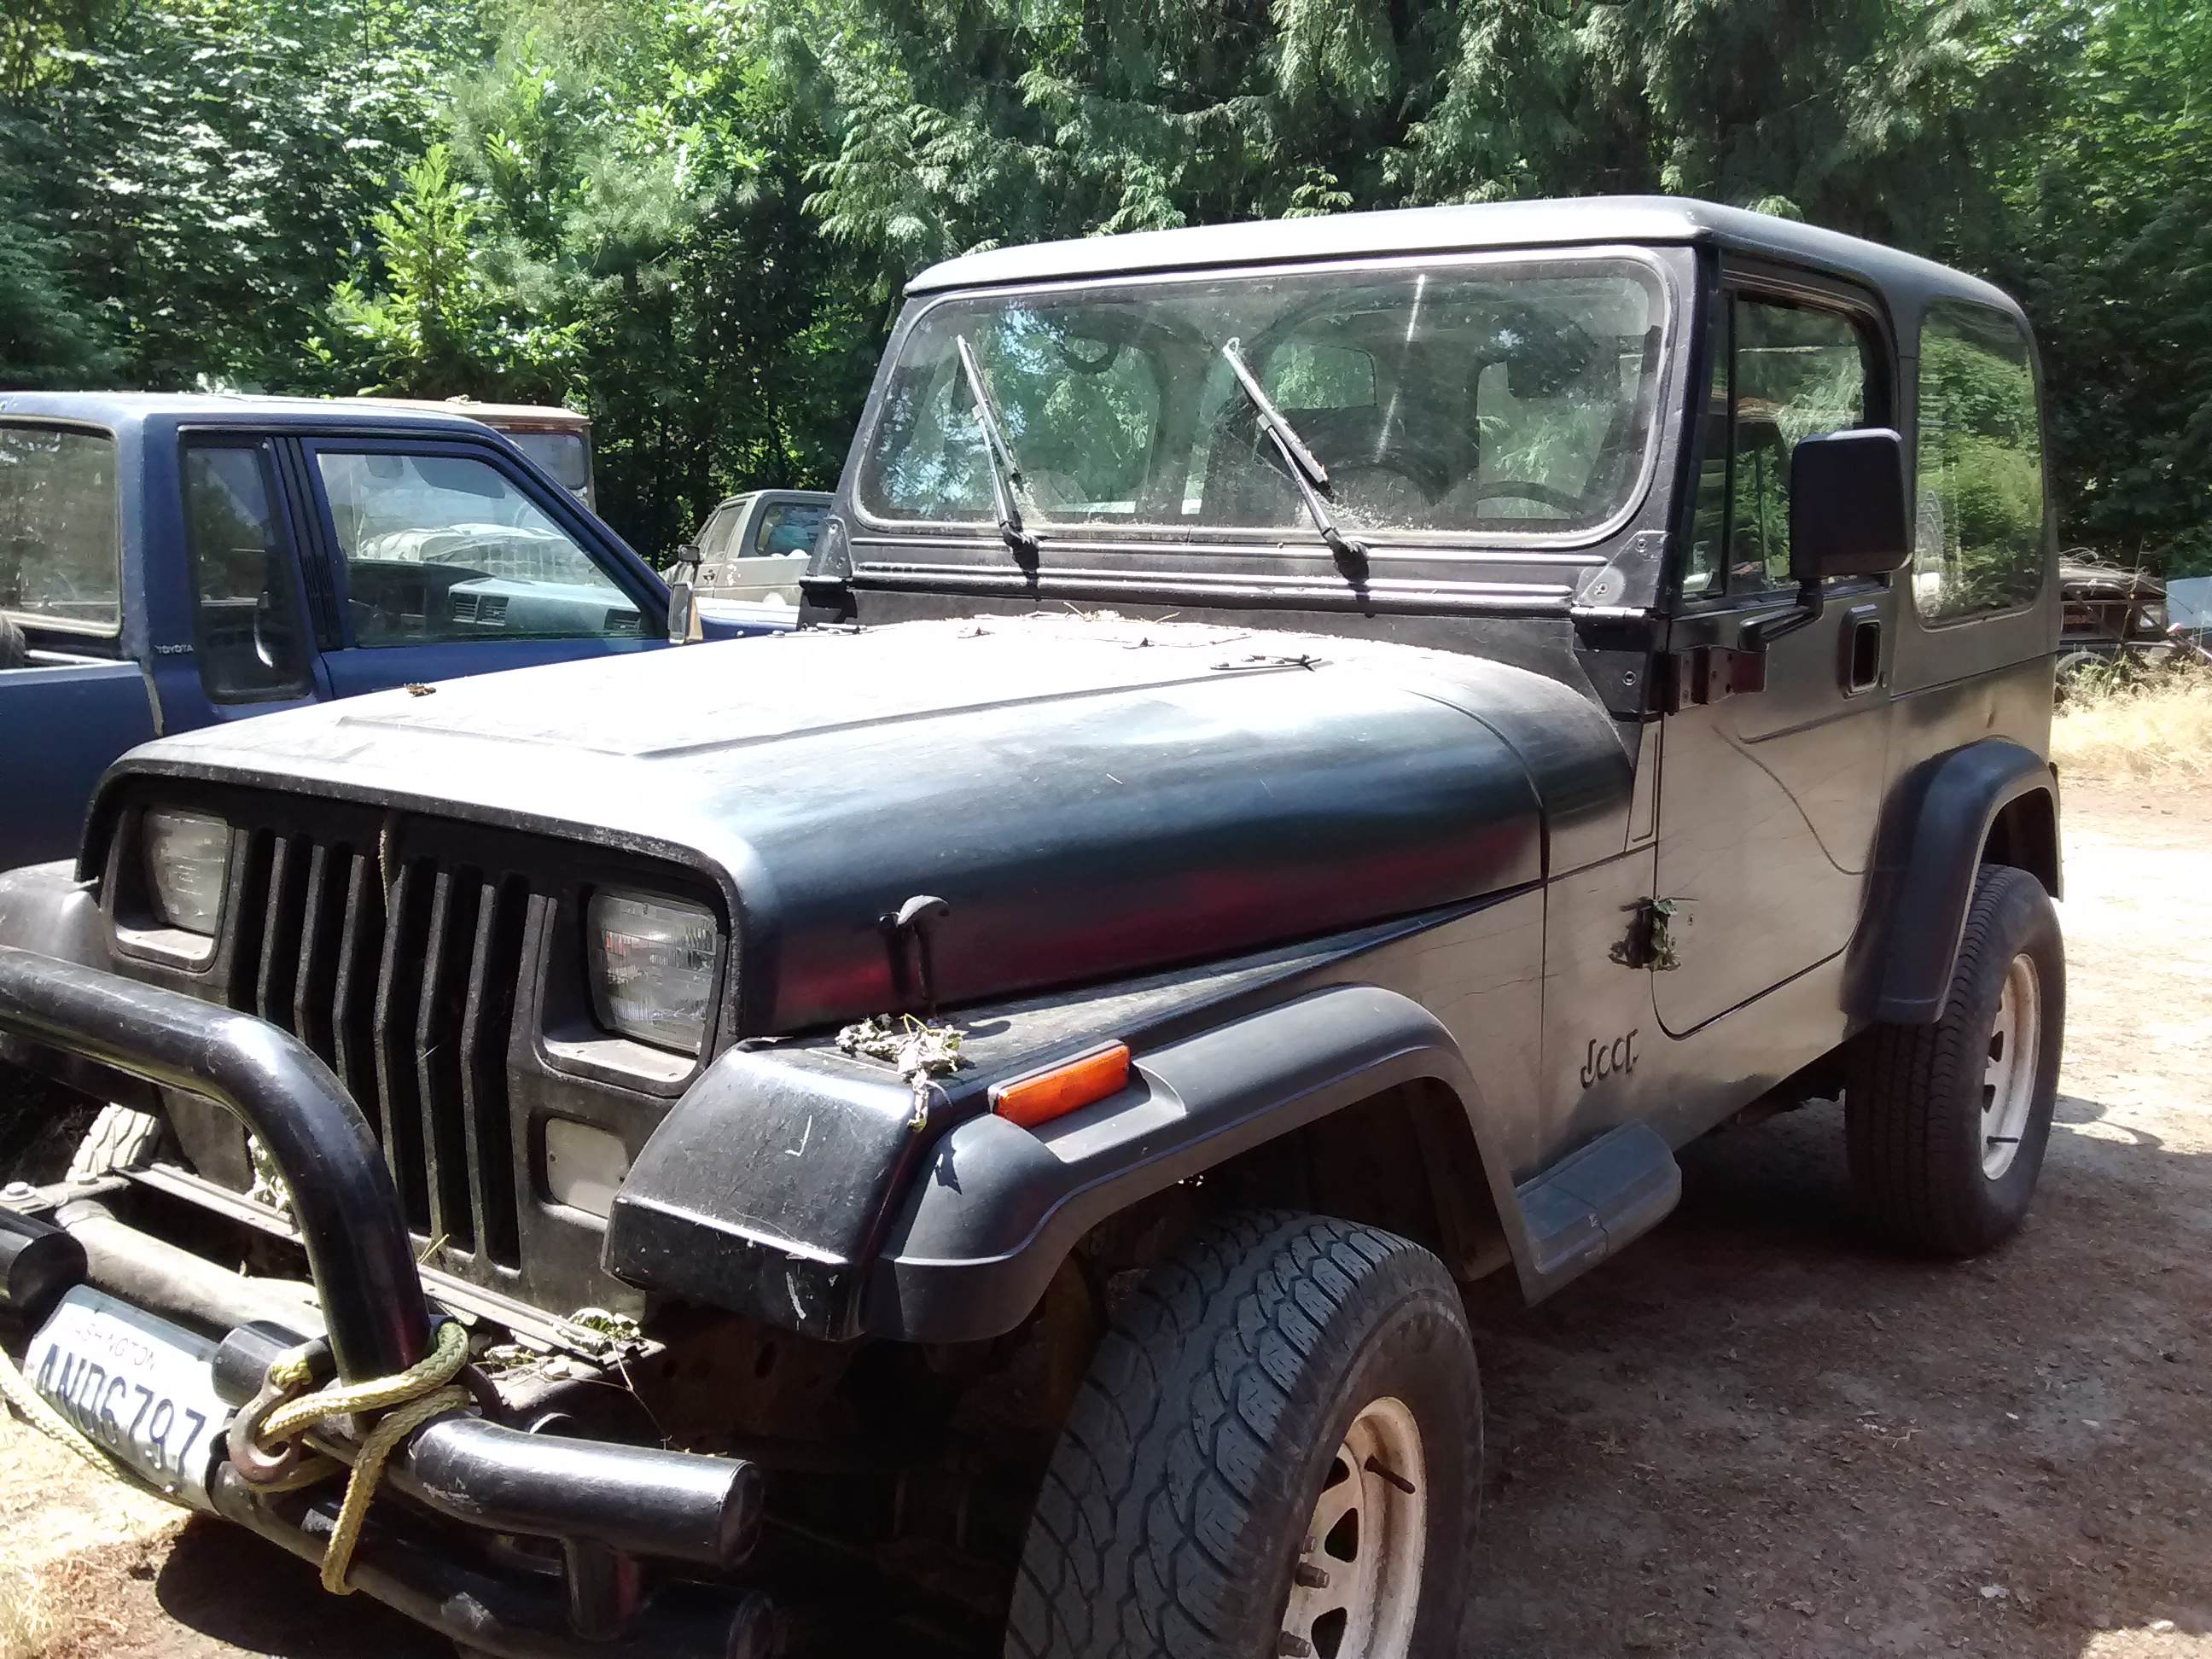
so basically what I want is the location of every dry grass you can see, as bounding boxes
[2052,655,2212,785]
[0,1533,177,1659]
[0,1561,65,1659]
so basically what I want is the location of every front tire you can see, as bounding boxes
[1005,1212,1479,1659]
[1847,863,2065,1254]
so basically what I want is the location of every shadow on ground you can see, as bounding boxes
[154,1521,451,1657]
[1464,1093,2212,1659]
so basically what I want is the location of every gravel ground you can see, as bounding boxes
[3,781,2209,1658]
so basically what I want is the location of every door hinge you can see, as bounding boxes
[1665,645,1767,712]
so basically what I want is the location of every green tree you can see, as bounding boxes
[327,143,563,398]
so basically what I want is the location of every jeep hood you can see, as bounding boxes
[103,615,1627,1032]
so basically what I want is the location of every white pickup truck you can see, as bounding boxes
[685,489,831,605]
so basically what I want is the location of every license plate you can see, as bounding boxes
[25,1285,232,1510]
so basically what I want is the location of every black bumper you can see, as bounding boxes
[0,946,771,1658]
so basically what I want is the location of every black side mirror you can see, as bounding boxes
[1789,428,1911,583]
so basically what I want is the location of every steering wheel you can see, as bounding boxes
[1057,336,1121,375]
[1462,480,1585,513]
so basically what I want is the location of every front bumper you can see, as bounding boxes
[0,946,772,1659]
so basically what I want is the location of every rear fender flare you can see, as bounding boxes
[859,983,1532,1344]
[1864,737,2060,1026]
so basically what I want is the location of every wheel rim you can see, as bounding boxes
[1280,1396,1427,1659]
[1981,952,2041,1179]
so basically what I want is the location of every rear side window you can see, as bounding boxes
[751,501,828,557]
[183,444,311,701]
[1912,301,2046,623]
[505,428,591,498]
[0,424,119,634]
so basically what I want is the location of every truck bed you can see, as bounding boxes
[0,655,156,870]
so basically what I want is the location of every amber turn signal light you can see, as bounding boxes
[990,1043,1132,1130]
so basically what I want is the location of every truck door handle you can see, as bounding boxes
[1841,613,1883,694]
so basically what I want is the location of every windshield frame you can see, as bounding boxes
[851,244,1680,557]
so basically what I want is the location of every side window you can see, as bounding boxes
[749,501,829,558]
[0,423,119,635]
[504,428,591,501]
[1912,301,2046,623]
[183,445,311,701]
[1685,295,1874,597]
[314,451,642,646]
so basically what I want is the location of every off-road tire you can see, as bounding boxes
[1847,863,2064,1254]
[66,1103,164,1182]
[1005,1211,1480,1659]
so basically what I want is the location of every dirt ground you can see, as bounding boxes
[4,781,2209,1658]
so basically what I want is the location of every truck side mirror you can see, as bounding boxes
[667,541,702,645]
[1789,428,1912,583]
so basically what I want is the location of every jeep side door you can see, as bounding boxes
[296,435,667,697]
[1651,274,1899,1033]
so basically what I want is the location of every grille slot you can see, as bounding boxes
[232,831,527,1266]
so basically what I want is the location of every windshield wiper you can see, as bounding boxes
[956,335,1039,560]
[1219,338,1367,571]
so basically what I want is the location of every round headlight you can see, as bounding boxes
[585,890,718,1055]
[142,810,230,934]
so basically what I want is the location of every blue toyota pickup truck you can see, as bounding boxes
[0,394,779,870]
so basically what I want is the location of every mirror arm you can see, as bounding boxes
[1745,577,1824,650]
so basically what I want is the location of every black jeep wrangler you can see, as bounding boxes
[0,198,2064,1659]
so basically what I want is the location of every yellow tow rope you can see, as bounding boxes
[1,1315,472,1597]
[248,1318,474,1593]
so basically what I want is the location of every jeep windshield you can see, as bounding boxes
[859,254,1668,544]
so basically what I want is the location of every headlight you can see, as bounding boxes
[142,811,230,934]
[585,890,718,1055]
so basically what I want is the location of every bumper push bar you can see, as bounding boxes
[0,947,770,1657]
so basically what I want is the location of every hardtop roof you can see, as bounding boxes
[905,195,2021,325]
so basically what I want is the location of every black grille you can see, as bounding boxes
[229,830,527,1267]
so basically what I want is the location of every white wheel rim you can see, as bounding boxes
[1981,952,2041,1179]
[1280,1396,1427,1659]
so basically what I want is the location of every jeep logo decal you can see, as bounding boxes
[1581,1029,1639,1089]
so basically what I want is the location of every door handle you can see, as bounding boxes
[1840,608,1883,694]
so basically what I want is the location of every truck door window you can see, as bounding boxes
[1911,301,2046,623]
[1685,295,1873,597]
[183,444,311,701]
[0,423,120,636]
[315,451,642,646]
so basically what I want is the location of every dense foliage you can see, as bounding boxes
[2,0,2207,572]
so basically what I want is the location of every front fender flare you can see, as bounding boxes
[0,859,109,969]
[859,983,1526,1344]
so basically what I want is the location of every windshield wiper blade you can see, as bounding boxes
[956,335,1039,560]
[1219,338,1367,569]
